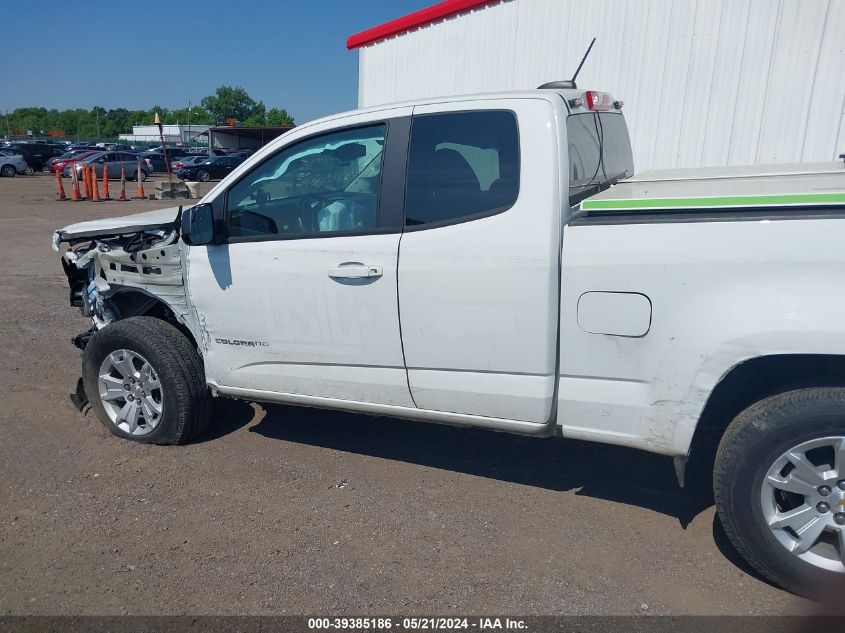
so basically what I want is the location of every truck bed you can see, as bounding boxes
[575,161,845,223]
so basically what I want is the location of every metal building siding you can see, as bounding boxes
[357,0,845,170]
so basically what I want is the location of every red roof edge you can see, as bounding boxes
[347,0,501,50]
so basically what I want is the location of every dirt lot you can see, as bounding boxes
[0,172,810,615]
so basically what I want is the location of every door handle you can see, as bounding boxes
[327,265,383,279]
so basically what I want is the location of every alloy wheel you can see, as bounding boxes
[97,349,164,436]
[760,436,845,572]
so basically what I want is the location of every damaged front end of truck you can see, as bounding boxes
[52,207,197,363]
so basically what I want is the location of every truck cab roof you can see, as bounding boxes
[294,87,623,134]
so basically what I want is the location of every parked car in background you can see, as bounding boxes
[139,148,202,172]
[50,150,100,173]
[65,151,150,181]
[0,147,42,174]
[0,151,29,176]
[170,155,211,172]
[68,143,99,152]
[137,151,169,172]
[11,142,65,165]
[97,143,134,151]
[177,155,245,181]
[225,149,256,159]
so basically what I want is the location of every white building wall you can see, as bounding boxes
[119,124,209,145]
[357,0,845,171]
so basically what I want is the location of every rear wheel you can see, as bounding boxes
[197,170,210,182]
[82,317,211,444]
[24,166,35,176]
[138,170,148,182]
[714,387,845,595]
[1,165,17,177]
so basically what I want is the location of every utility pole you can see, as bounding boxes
[155,111,172,183]
[188,99,192,146]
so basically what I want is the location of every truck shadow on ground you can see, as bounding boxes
[206,397,775,588]
[208,399,712,526]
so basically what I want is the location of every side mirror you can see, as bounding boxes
[181,203,214,246]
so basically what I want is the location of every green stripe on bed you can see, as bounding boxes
[580,192,845,211]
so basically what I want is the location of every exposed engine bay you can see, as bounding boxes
[52,207,194,347]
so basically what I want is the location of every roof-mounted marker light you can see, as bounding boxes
[584,91,613,111]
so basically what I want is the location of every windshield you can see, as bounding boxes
[566,112,634,205]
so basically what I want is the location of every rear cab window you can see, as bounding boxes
[404,110,519,228]
[566,112,633,206]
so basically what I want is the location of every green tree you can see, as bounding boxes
[266,107,295,126]
[162,107,213,126]
[242,102,267,127]
[2,87,294,141]
[201,86,264,124]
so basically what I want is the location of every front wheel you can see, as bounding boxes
[714,388,845,596]
[82,317,211,444]
[24,166,35,176]
[1,165,17,177]
[197,170,210,182]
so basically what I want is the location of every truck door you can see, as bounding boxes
[186,108,415,407]
[398,99,562,423]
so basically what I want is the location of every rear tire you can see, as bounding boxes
[198,170,210,182]
[82,317,211,445]
[714,387,845,596]
[24,166,35,176]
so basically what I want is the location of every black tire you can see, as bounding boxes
[1,165,17,177]
[197,170,210,182]
[24,166,35,176]
[714,387,845,596]
[139,170,148,182]
[82,317,211,445]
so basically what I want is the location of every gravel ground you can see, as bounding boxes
[0,172,810,616]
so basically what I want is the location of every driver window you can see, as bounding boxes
[226,124,386,239]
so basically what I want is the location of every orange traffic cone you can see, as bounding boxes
[55,169,66,201]
[118,163,127,201]
[70,166,82,201]
[102,162,111,200]
[81,165,90,200]
[91,166,101,202]
[133,162,146,199]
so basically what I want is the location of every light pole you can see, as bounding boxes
[155,111,172,183]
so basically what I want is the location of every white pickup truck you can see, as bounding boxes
[53,85,845,595]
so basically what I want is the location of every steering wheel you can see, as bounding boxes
[299,193,331,232]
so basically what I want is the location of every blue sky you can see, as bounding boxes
[0,0,433,123]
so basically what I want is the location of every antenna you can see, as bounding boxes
[537,37,597,90]
[570,37,596,86]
